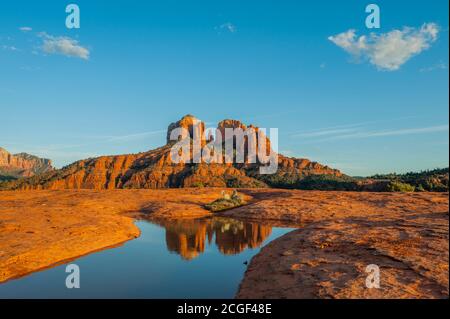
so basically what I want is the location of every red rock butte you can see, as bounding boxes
[2,115,342,190]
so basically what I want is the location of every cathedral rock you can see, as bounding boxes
[1,115,342,190]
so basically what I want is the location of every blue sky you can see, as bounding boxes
[0,0,448,176]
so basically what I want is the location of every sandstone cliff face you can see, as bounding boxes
[0,147,53,179]
[277,155,340,175]
[166,114,206,145]
[2,115,342,190]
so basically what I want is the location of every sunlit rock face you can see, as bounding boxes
[154,217,272,260]
[216,120,273,165]
[166,114,206,146]
[2,114,342,190]
[0,147,53,179]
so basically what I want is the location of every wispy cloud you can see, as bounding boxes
[288,118,393,137]
[306,125,449,143]
[41,129,166,149]
[420,61,448,72]
[1,129,166,168]
[104,130,166,142]
[329,23,439,71]
[19,65,42,71]
[343,125,448,138]
[39,32,90,60]
[217,22,237,33]
[19,26,32,32]
[292,128,358,138]
[1,44,19,51]
[1,130,165,153]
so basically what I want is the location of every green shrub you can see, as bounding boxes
[191,182,204,188]
[416,184,425,192]
[204,190,246,212]
[386,181,415,192]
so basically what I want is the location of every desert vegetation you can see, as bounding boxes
[204,190,246,212]
[370,168,449,192]
[252,168,448,192]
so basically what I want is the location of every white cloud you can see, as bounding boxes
[354,125,448,138]
[292,128,358,138]
[420,61,447,72]
[1,45,19,51]
[19,26,32,32]
[329,23,439,71]
[328,29,368,56]
[218,22,237,33]
[19,65,42,71]
[39,32,90,60]
[312,125,449,143]
[105,130,166,142]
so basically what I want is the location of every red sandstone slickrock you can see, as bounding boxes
[231,189,449,299]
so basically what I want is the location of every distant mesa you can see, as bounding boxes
[0,114,342,190]
[0,147,53,181]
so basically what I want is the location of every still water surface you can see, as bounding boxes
[0,217,294,298]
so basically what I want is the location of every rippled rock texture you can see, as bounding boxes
[233,189,449,299]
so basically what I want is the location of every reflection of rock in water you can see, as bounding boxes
[154,218,272,260]
[164,220,212,260]
[212,219,272,255]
